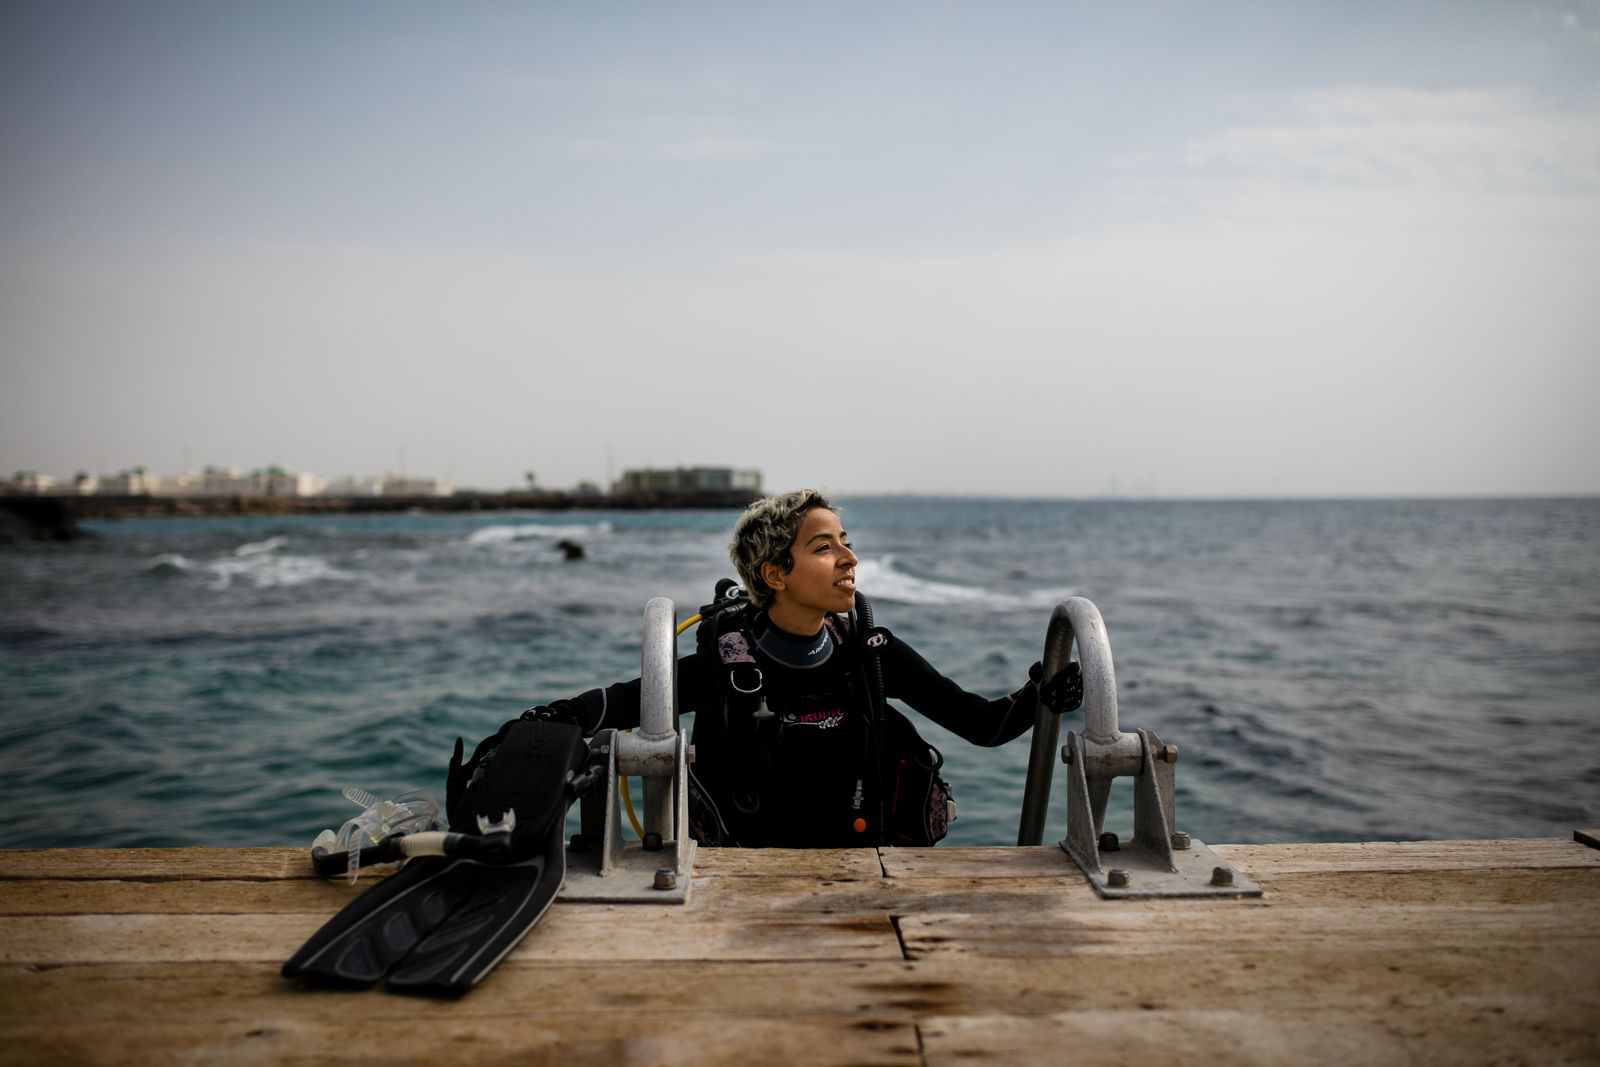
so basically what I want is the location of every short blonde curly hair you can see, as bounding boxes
[729,489,837,608]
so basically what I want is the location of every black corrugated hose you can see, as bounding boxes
[855,591,888,847]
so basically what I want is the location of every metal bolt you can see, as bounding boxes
[1171,831,1191,850]
[653,867,677,890]
[1160,744,1180,763]
[1108,868,1130,887]
[1099,831,1120,852]
[1060,744,1074,765]
[1211,866,1234,887]
[643,831,664,851]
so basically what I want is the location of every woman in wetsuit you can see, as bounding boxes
[465,489,1080,848]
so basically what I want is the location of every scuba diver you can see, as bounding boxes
[454,488,1085,849]
[284,489,1085,995]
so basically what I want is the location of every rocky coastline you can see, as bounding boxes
[0,488,759,540]
[0,496,85,543]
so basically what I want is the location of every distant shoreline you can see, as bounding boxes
[0,489,760,539]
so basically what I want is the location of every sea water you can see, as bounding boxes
[1,497,1596,849]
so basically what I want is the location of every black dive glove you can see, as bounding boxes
[1029,660,1084,714]
[446,704,583,825]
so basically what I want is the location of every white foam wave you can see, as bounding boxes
[235,535,288,557]
[207,552,348,590]
[857,558,1072,610]
[466,521,612,546]
[856,558,994,606]
[142,543,348,589]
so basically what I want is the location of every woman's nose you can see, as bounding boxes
[840,544,858,567]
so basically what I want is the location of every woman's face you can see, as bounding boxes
[763,507,858,621]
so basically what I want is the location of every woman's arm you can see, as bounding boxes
[542,652,714,735]
[878,634,1040,747]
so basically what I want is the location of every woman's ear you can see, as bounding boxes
[760,561,787,594]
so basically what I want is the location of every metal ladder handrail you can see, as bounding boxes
[1016,596,1123,845]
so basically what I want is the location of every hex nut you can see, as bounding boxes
[643,831,664,852]
[1061,744,1074,765]
[1211,866,1235,887]
[1160,744,1180,763]
[1171,831,1192,850]
[1099,831,1120,852]
[1108,868,1131,887]
[653,867,677,891]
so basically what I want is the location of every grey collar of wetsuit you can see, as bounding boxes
[754,614,835,669]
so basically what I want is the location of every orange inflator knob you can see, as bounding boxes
[852,818,868,834]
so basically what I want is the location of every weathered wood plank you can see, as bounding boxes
[902,948,1600,1019]
[0,1015,922,1067]
[1212,837,1600,877]
[691,847,885,880]
[0,905,902,965]
[878,865,1599,913]
[1243,866,1599,906]
[0,874,895,918]
[882,840,1600,883]
[879,845,1081,880]
[0,960,925,1021]
[0,849,306,882]
[0,879,331,916]
[919,1006,1600,1067]
[897,901,1600,958]
[1576,827,1599,850]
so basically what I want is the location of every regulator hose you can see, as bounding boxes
[855,590,888,847]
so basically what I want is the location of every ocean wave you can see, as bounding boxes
[208,552,349,590]
[466,521,613,546]
[858,557,1069,609]
[857,558,992,606]
[141,543,346,589]
[235,535,289,557]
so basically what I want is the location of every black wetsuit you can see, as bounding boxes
[544,610,1040,848]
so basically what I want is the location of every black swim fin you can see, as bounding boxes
[282,717,588,996]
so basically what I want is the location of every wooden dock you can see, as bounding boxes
[3,836,1597,1065]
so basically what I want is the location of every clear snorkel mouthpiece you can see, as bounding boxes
[310,787,444,883]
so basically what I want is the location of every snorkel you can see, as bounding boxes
[310,787,444,883]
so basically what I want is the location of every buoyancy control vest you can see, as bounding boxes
[685,584,953,848]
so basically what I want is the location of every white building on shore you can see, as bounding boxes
[97,469,159,496]
[7,464,453,499]
[380,476,452,497]
[615,466,762,493]
[322,474,452,498]
[179,466,322,497]
[3,471,57,494]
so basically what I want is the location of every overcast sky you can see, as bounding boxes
[2,2,1597,497]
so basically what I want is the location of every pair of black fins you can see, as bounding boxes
[282,718,590,996]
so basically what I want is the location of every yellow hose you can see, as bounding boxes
[619,612,703,838]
